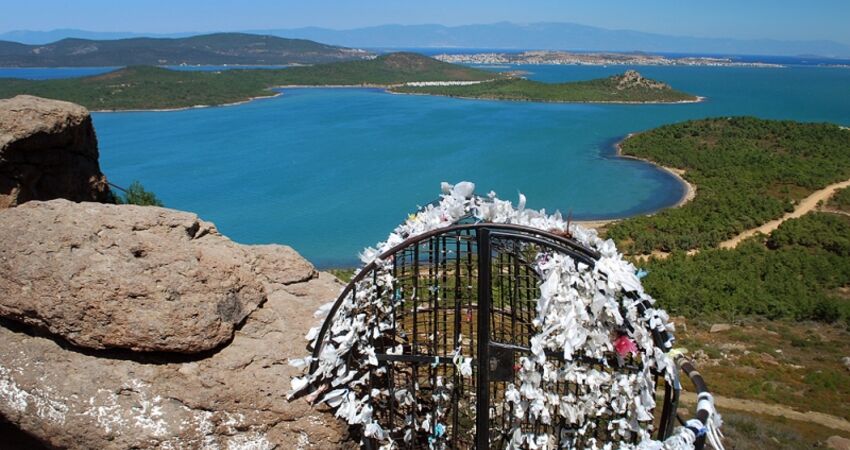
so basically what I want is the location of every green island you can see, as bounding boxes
[0,53,698,110]
[389,70,699,103]
[391,70,700,103]
[605,117,850,253]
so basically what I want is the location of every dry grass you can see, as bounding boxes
[672,317,850,421]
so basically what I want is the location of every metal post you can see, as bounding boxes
[476,228,491,450]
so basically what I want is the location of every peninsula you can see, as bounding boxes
[0,53,494,110]
[0,54,699,110]
[605,117,850,254]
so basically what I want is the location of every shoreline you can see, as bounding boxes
[91,85,706,113]
[93,92,283,113]
[616,132,697,210]
[388,90,705,105]
[576,132,697,229]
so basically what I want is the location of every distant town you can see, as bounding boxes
[435,50,785,68]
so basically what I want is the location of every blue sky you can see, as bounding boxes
[3,0,849,44]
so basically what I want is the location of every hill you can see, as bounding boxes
[0,32,373,67]
[6,23,850,58]
[391,69,698,103]
[0,53,496,110]
[605,117,850,254]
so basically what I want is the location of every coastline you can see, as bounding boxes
[576,132,697,229]
[91,85,705,113]
[388,90,705,105]
[93,92,283,113]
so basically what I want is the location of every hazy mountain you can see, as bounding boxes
[0,29,193,44]
[0,33,373,67]
[253,22,850,58]
[4,23,849,58]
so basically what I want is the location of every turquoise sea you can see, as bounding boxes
[75,65,850,267]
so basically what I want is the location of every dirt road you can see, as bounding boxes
[679,391,850,433]
[718,178,850,249]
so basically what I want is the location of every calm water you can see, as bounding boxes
[0,67,119,80]
[86,66,850,267]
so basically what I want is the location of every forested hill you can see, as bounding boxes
[0,33,374,67]
[606,117,850,254]
[0,53,497,110]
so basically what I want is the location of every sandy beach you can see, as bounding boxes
[576,132,697,230]
[93,92,283,113]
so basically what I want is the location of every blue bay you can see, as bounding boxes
[88,65,850,267]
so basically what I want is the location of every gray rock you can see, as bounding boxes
[827,435,850,450]
[0,199,315,353]
[0,95,110,208]
[709,323,732,333]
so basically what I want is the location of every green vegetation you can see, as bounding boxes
[713,412,831,450]
[642,213,850,324]
[328,268,357,282]
[112,181,163,206]
[0,53,495,110]
[391,71,697,103]
[674,318,850,423]
[0,57,696,110]
[606,117,850,253]
[0,32,371,66]
[767,212,850,255]
[827,185,850,212]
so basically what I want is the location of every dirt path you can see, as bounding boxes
[718,178,850,249]
[679,391,850,433]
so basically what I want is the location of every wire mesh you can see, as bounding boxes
[314,225,676,449]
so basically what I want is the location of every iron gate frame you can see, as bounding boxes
[307,223,680,448]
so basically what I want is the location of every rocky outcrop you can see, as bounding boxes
[0,199,277,353]
[0,200,349,448]
[614,70,670,91]
[0,95,110,208]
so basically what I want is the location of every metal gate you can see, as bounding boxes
[308,223,676,448]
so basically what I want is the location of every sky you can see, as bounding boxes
[2,0,850,44]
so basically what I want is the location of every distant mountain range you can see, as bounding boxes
[0,33,373,67]
[3,23,849,58]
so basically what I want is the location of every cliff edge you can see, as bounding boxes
[0,95,111,208]
[0,96,346,448]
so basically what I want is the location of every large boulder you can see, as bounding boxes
[0,199,288,353]
[0,95,110,208]
[0,200,349,448]
[0,273,349,449]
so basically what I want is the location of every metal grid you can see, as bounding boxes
[312,224,677,449]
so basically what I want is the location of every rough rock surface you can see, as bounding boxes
[0,95,111,208]
[0,199,301,353]
[0,200,350,448]
[0,273,349,449]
